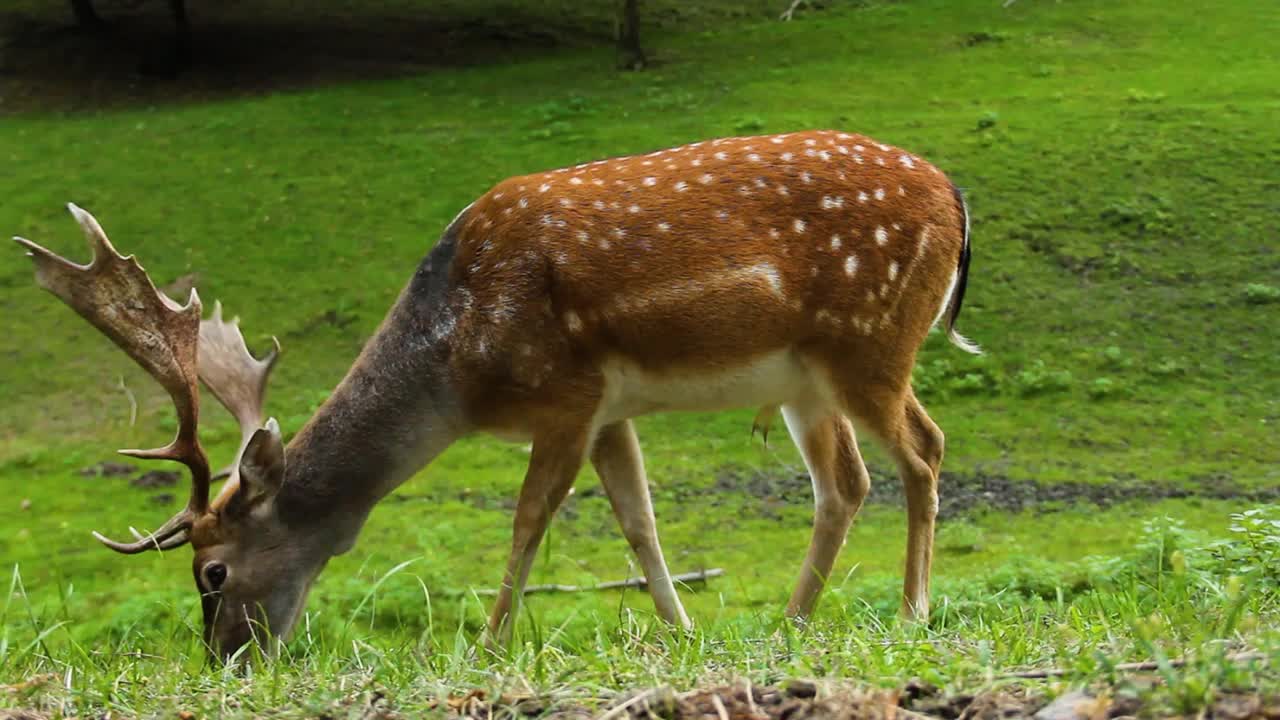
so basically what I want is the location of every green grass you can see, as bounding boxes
[1,0,1278,715]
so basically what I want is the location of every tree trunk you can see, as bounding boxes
[68,0,104,29]
[169,0,191,66]
[616,0,646,70]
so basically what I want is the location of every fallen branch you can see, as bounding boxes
[999,650,1267,680]
[471,568,724,596]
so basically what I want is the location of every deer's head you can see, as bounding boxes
[16,205,324,662]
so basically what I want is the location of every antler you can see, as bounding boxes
[198,300,280,484]
[15,204,210,553]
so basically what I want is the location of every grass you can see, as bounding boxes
[0,0,1278,715]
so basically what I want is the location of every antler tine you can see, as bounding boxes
[15,204,211,553]
[198,300,282,483]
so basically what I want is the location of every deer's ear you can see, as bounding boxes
[234,418,285,508]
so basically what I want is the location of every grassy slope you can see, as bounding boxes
[0,0,1277,714]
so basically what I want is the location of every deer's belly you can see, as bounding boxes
[595,349,813,425]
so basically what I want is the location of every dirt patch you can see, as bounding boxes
[707,465,1280,521]
[77,461,137,478]
[130,470,179,488]
[0,4,594,115]
[425,680,1280,720]
[388,464,1277,527]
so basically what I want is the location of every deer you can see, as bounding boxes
[15,129,978,662]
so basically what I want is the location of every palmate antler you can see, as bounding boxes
[199,301,280,486]
[15,204,279,553]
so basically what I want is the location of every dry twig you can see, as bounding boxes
[999,650,1267,680]
[471,568,724,596]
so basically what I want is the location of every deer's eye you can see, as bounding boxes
[203,562,228,591]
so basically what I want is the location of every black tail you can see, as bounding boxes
[944,185,980,354]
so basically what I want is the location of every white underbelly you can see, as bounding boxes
[595,349,813,426]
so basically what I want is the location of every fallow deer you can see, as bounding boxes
[16,130,978,661]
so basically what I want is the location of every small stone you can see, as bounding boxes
[1034,690,1099,720]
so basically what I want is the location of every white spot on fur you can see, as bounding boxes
[675,181,689,192]
[559,198,574,207]
[629,204,642,213]
[830,234,842,250]
[700,173,714,184]
[565,311,583,332]
[821,195,844,209]
[568,177,582,186]
[518,197,529,208]
[875,226,889,245]
[593,200,607,210]
[844,255,859,276]
[539,183,551,193]
[800,171,812,183]
[888,261,900,281]
[793,219,806,233]
[577,230,590,244]
[900,154,915,169]
[715,152,729,161]
[748,153,762,162]
[748,262,784,296]
[858,191,869,203]
[874,188,886,201]
[768,228,781,240]
[781,152,794,162]
[657,222,671,232]
[643,177,657,187]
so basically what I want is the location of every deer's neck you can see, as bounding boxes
[276,231,467,552]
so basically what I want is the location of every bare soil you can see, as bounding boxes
[416,680,1280,720]
[700,466,1280,521]
[0,3,599,115]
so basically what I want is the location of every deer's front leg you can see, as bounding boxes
[487,424,592,646]
[591,420,691,628]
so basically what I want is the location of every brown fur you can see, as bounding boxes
[441,131,964,441]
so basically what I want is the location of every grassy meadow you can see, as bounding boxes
[0,0,1277,716]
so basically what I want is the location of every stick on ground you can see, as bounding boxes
[470,568,724,596]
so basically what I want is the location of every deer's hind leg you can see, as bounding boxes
[782,395,872,619]
[840,382,944,622]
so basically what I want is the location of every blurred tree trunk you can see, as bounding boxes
[616,0,646,70]
[69,0,104,28]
